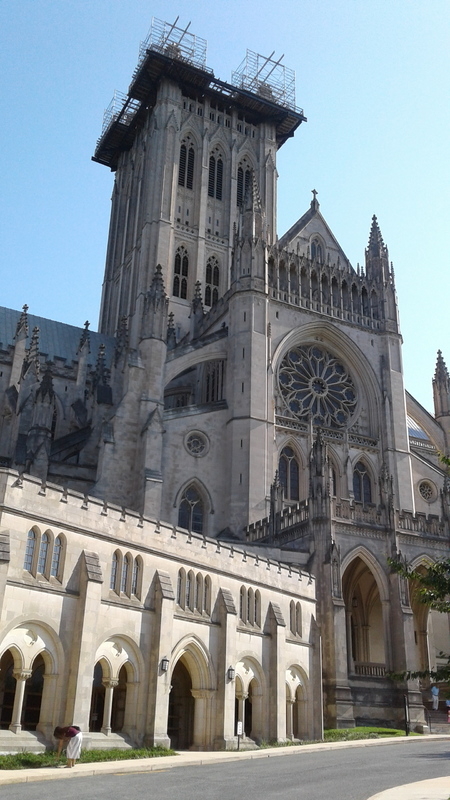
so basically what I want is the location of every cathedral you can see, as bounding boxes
[0,19,448,752]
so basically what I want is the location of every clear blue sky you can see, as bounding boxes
[1,0,448,413]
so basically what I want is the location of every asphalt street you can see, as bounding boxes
[1,740,449,800]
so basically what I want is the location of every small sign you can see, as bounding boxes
[237,721,243,735]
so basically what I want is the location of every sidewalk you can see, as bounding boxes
[0,734,448,799]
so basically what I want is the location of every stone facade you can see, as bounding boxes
[0,20,449,749]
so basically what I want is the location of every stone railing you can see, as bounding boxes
[354,662,386,677]
[245,501,309,543]
[333,498,384,526]
[396,510,446,537]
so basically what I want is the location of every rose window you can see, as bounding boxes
[185,431,209,457]
[278,345,357,428]
[418,480,435,502]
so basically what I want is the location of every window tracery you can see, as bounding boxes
[173,246,189,299]
[353,461,372,504]
[205,255,220,306]
[278,446,300,501]
[278,345,357,428]
[208,150,223,200]
[178,139,195,190]
[178,486,204,533]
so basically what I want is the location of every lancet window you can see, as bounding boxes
[173,246,189,299]
[178,139,195,190]
[278,446,300,502]
[237,160,252,206]
[208,151,223,200]
[205,256,220,306]
[23,527,65,581]
[353,461,372,504]
[178,485,204,534]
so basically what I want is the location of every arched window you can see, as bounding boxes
[203,575,211,614]
[121,554,130,594]
[177,569,185,606]
[237,163,252,206]
[240,586,246,622]
[353,461,372,504]
[24,530,36,572]
[254,590,261,627]
[311,238,323,263]
[205,256,220,306]
[50,535,63,579]
[178,141,195,189]
[178,486,204,534]
[37,532,49,574]
[195,573,203,611]
[278,446,300,502]
[290,600,296,634]
[247,587,254,625]
[110,552,119,591]
[295,602,302,637]
[173,246,189,299]
[131,557,142,597]
[186,570,194,610]
[208,154,223,200]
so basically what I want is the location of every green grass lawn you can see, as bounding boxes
[0,746,175,770]
[0,728,417,769]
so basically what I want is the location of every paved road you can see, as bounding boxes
[1,740,449,800]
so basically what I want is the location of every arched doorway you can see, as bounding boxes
[22,654,45,730]
[234,658,264,743]
[343,556,386,676]
[167,659,194,750]
[0,651,15,729]
[89,662,105,732]
[111,664,127,732]
[286,666,308,740]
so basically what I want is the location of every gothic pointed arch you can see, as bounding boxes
[175,478,213,535]
[352,457,374,504]
[341,549,388,674]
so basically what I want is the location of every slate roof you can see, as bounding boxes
[0,307,115,368]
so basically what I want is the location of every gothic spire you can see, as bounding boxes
[365,215,390,283]
[77,320,90,354]
[433,350,450,419]
[23,326,40,378]
[14,304,29,341]
[167,312,177,351]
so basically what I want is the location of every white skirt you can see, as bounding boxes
[66,732,83,759]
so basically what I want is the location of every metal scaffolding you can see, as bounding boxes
[136,17,209,73]
[231,49,297,111]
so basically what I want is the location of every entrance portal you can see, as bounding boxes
[167,659,194,750]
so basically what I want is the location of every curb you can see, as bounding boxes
[0,734,449,786]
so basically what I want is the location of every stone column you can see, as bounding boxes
[286,697,294,740]
[101,679,118,735]
[190,689,214,750]
[9,671,31,733]
[345,610,353,674]
[236,692,247,734]
[36,673,58,739]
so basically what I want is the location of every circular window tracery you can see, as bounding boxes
[418,480,436,502]
[278,345,357,428]
[184,430,209,457]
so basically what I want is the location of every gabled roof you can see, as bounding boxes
[277,197,353,269]
[0,307,115,367]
